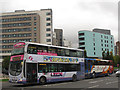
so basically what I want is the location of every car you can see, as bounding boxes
[115,70,120,77]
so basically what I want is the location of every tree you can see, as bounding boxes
[113,55,120,67]
[2,56,10,74]
[102,51,105,59]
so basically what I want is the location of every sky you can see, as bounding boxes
[0,0,119,48]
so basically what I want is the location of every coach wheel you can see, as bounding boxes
[92,72,96,78]
[72,74,77,82]
[39,77,46,85]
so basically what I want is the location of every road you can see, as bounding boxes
[1,74,120,90]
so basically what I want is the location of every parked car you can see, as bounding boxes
[115,70,120,77]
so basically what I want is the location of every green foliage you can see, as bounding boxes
[2,56,10,70]
[113,55,120,66]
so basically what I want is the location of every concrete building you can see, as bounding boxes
[0,9,53,61]
[93,28,111,35]
[53,29,63,46]
[63,39,72,48]
[78,30,114,58]
[116,41,120,56]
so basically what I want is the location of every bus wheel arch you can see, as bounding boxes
[39,76,46,84]
[92,72,96,78]
[72,74,77,82]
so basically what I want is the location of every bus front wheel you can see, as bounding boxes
[39,77,46,85]
[72,74,77,82]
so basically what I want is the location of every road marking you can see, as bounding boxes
[89,80,103,83]
[106,81,118,85]
[84,79,94,82]
[88,85,99,88]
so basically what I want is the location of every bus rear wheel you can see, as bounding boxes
[72,75,77,82]
[39,77,46,85]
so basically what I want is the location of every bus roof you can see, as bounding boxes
[17,41,84,51]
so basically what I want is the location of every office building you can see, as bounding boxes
[116,41,120,56]
[0,9,53,61]
[78,30,114,58]
[53,29,63,46]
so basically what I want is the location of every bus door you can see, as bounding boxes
[26,63,37,83]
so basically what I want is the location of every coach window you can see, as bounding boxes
[70,50,77,57]
[57,48,65,56]
[48,47,57,53]
[58,64,64,72]
[27,44,38,54]
[65,49,70,56]
[37,45,48,53]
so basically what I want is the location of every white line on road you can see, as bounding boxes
[88,85,99,88]
[84,79,94,82]
[89,80,103,84]
[106,81,118,85]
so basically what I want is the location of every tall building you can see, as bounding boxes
[116,41,120,56]
[0,9,53,61]
[78,30,114,58]
[53,29,63,46]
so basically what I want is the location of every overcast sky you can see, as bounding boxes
[0,0,119,48]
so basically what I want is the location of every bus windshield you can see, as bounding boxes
[11,47,24,55]
[9,61,23,76]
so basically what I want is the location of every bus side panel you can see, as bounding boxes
[77,62,85,80]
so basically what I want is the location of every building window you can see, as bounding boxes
[93,38,95,42]
[94,47,95,50]
[46,28,51,31]
[79,33,84,36]
[34,27,36,31]
[94,52,96,55]
[93,43,95,46]
[93,34,95,37]
[46,23,51,26]
[34,33,36,36]
[105,40,106,43]
[111,41,112,43]
[102,48,103,51]
[34,22,36,25]
[46,33,51,37]
[46,18,51,21]
[101,35,103,38]
[34,38,36,42]
[34,17,36,20]
[46,12,51,15]
[101,40,103,42]
[46,39,51,42]
[101,44,103,46]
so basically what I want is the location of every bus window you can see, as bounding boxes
[77,51,84,58]
[38,64,47,73]
[48,64,57,72]
[70,50,77,57]
[37,46,48,53]
[27,44,37,54]
[57,48,65,56]
[58,64,64,72]
[65,49,70,56]
[48,47,57,54]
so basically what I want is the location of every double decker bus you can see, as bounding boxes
[85,58,113,78]
[9,42,85,84]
